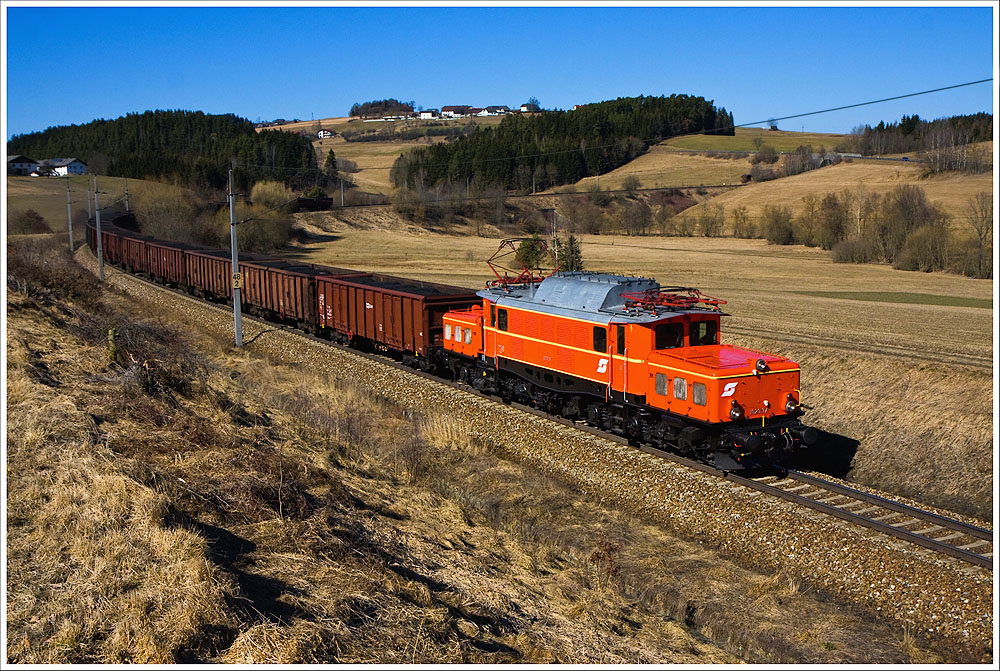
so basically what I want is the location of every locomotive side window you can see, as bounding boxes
[464,328,472,344]
[445,324,452,340]
[654,373,669,396]
[490,303,496,327]
[498,308,507,331]
[673,377,687,400]
[689,321,718,346]
[616,324,626,355]
[693,382,707,405]
[655,322,684,349]
[593,326,607,352]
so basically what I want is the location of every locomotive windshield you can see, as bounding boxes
[654,322,683,349]
[689,320,718,346]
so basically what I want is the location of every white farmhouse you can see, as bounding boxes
[7,155,38,176]
[317,129,334,139]
[38,158,87,176]
[419,109,440,120]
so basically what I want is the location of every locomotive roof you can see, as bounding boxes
[479,271,728,324]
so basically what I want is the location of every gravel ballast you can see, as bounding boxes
[83,252,993,660]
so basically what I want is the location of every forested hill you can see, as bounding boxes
[7,110,320,190]
[390,94,735,192]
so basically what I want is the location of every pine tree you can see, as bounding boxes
[324,149,338,181]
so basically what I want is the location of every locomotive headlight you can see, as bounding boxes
[785,393,799,414]
[729,400,744,420]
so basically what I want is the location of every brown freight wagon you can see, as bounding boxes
[100,227,125,267]
[239,258,292,318]
[147,239,198,287]
[186,249,235,302]
[121,232,154,274]
[317,273,479,357]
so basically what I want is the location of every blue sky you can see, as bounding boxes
[4,3,995,139]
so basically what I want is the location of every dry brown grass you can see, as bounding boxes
[288,219,993,520]
[569,145,751,191]
[680,160,993,225]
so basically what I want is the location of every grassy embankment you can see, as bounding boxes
[288,215,994,521]
[7,233,954,663]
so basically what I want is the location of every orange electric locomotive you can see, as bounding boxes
[441,271,817,470]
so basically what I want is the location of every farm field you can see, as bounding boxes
[679,159,994,225]
[568,144,752,191]
[315,138,424,194]
[664,127,847,152]
[289,211,994,520]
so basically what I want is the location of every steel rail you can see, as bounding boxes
[91,251,994,571]
[784,470,993,541]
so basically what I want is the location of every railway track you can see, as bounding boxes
[92,255,994,572]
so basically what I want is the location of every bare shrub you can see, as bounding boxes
[731,205,755,238]
[699,203,724,237]
[134,190,200,242]
[893,222,950,272]
[250,180,296,210]
[831,238,877,264]
[762,205,795,245]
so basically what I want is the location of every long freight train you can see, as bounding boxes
[87,222,817,470]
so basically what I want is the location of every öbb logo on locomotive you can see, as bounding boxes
[88,223,817,471]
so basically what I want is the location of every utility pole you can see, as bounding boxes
[228,169,244,347]
[94,175,104,280]
[87,185,92,219]
[124,177,130,212]
[340,178,345,207]
[65,178,74,252]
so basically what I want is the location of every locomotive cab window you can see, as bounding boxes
[616,325,626,355]
[655,322,684,349]
[689,320,718,346]
[593,326,607,352]
[490,303,496,328]
[444,324,452,340]
[497,308,507,331]
[673,377,687,400]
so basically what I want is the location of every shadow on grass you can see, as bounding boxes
[791,430,859,479]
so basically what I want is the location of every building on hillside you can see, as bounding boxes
[317,129,334,139]
[467,107,484,116]
[484,105,511,115]
[572,104,584,111]
[7,155,38,176]
[37,158,87,176]
[441,105,471,118]
[520,102,541,113]
[419,109,440,119]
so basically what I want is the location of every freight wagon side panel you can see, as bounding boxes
[122,236,148,273]
[240,262,266,310]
